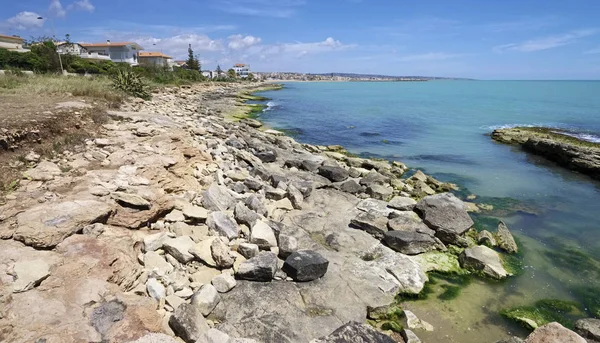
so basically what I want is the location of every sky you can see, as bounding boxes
[2,0,600,79]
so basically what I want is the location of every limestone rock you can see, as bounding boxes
[202,184,235,212]
[24,161,62,181]
[497,221,518,254]
[384,231,438,255]
[189,237,218,268]
[387,211,430,232]
[165,294,185,310]
[236,252,278,282]
[404,310,434,331]
[282,250,329,282]
[144,251,174,275]
[12,259,51,293]
[350,211,389,239]
[169,303,210,343]
[478,230,497,247]
[146,278,166,301]
[238,242,260,259]
[415,193,474,244]
[266,187,287,200]
[246,194,268,217]
[165,209,185,222]
[14,200,112,249]
[357,198,396,217]
[525,322,586,343]
[211,273,237,293]
[250,220,278,249]
[234,202,260,228]
[211,237,235,269]
[278,234,298,259]
[127,333,180,343]
[163,236,196,264]
[318,165,349,182]
[111,192,151,210]
[255,150,277,163]
[459,245,509,279]
[339,179,364,194]
[311,321,395,343]
[191,284,221,316]
[574,318,600,341]
[182,204,208,222]
[401,329,422,343]
[287,184,304,209]
[388,196,417,211]
[207,211,240,240]
[367,184,393,201]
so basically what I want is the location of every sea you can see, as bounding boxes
[255,81,600,342]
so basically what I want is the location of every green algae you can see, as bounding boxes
[380,321,403,333]
[500,299,582,330]
[368,305,405,333]
[501,252,525,276]
[438,284,462,300]
[572,286,600,318]
[515,127,600,149]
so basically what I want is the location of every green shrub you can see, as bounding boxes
[110,69,151,100]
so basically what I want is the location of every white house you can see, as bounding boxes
[80,41,144,65]
[56,42,111,61]
[138,52,174,69]
[233,63,250,78]
[0,34,28,52]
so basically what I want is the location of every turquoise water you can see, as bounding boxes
[257,81,600,342]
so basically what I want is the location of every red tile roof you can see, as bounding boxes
[0,34,24,42]
[234,63,247,67]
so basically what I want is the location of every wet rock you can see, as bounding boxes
[350,211,389,239]
[384,231,438,255]
[111,192,151,210]
[318,165,349,182]
[191,284,221,316]
[207,211,240,240]
[212,273,237,293]
[404,310,434,331]
[169,303,210,343]
[211,237,235,269]
[163,236,196,264]
[415,193,474,244]
[339,179,364,194]
[250,220,278,249]
[278,234,298,259]
[388,196,417,211]
[574,318,600,341]
[12,259,51,293]
[478,230,497,247]
[525,322,586,343]
[234,202,260,228]
[202,184,235,212]
[497,221,518,254]
[282,250,329,282]
[236,252,278,281]
[311,321,395,343]
[238,242,260,259]
[14,200,112,249]
[401,329,422,343]
[459,245,509,279]
[182,204,208,222]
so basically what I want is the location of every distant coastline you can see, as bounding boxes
[256,71,474,82]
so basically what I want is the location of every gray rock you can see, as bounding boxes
[459,245,509,279]
[254,150,277,163]
[236,252,278,281]
[318,165,349,182]
[574,318,600,341]
[383,231,438,255]
[111,192,151,210]
[359,171,390,187]
[182,204,208,222]
[282,250,329,282]
[211,237,234,269]
[12,259,51,293]
[287,184,304,209]
[191,284,221,316]
[266,187,287,200]
[24,161,61,181]
[401,329,422,343]
[246,194,268,217]
[144,251,174,275]
[207,211,240,240]
[356,198,395,217]
[234,202,260,228]
[525,322,586,343]
[90,300,126,340]
[497,221,518,254]
[244,177,263,191]
[301,159,322,172]
[211,273,237,293]
[197,328,232,343]
[478,230,497,247]
[238,243,260,259]
[169,303,210,343]
[415,193,474,244]
[232,182,250,194]
[350,211,389,239]
[146,278,166,301]
[165,294,185,310]
[311,321,395,343]
[290,180,314,198]
[339,179,364,194]
[278,234,298,259]
[163,236,196,263]
[189,237,218,268]
[387,212,431,232]
[388,196,417,211]
[250,220,278,249]
[367,184,393,201]
[202,184,235,212]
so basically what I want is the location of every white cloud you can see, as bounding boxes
[494,29,597,52]
[228,34,262,50]
[49,0,67,18]
[4,11,45,30]
[396,52,462,62]
[68,0,95,12]
[214,0,305,18]
[121,34,225,59]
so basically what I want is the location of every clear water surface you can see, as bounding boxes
[257,81,600,342]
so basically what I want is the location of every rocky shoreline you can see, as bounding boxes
[491,127,600,180]
[0,83,595,343]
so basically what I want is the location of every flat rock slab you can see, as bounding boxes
[459,245,509,279]
[111,192,151,210]
[318,165,349,182]
[383,231,438,255]
[311,321,395,343]
[350,211,388,239]
[388,196,417,211]
[13,200,112,248]
[12,259,51,293]
[415,193,474,243]
[236,252,278,282]
[282,250,329,282]
[163,236,195,263]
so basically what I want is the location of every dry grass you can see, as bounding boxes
[0,74,126,103]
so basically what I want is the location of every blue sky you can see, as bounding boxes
[2,0,600,79]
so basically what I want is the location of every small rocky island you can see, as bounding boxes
[492,127,600,180]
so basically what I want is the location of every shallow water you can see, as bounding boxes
[256,81,600,342]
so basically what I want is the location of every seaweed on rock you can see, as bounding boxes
[500,299,582,330]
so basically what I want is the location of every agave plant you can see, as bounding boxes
[110,69,151,100]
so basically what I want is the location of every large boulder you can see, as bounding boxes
[13,200,112,249]
[459,245,509,279]
[318,165,349,182]
[282,250,329,282]
[169,303,210,343]
[497,221,518,254]
[525,322,586,343]
[415,193,474,244]
[236,252,278,281]
[383,231,439,255]
[207,211,240,240]
[311,321,395,343]
[574,318,600,342]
